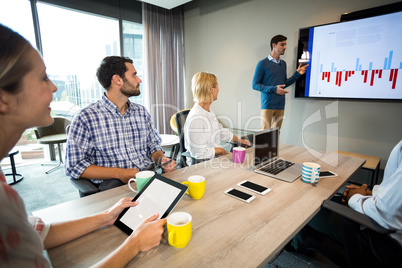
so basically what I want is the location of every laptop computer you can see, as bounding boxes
[253,128,302,182]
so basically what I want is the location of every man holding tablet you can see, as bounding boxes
[66,56,176,192]
[252,34,307,131]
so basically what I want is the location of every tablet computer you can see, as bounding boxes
[114,174,188,236]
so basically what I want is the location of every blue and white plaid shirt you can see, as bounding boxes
[65,94,163,183]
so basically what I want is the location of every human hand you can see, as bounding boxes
[103,198,139,226]
[276,85,289,95]
[160,156,177,173]
[240,139,251,147]
[297,63,308,75]
[119,168,140,184]
[93,212,166,266]
[126,213,167,253]
[215,147,228,156]
[342,184,370,203]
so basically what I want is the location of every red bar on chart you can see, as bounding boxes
[370,70,375,86]
[335,71,342,87]
[391,69,398,89]
[362,70,368,83]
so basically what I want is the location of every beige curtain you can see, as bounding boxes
[143,3,185,134]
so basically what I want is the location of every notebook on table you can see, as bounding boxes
[253,128,302,183]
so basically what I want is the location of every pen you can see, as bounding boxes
[161,159,173,166]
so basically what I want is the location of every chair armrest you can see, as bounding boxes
[69,178,99,196]
[34,129,41,139]
[322,200,393,234]
[181,152,209,165]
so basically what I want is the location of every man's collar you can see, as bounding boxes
[101,93,134,114]
[268,54,281,63]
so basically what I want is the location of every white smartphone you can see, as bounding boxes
[224,188,255,203]
[319,171,338,178]
[237,180,272,195]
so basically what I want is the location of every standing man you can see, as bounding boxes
[65,56,176,192]
[252,34,307,130]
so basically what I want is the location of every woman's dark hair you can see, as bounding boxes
[96,56,133,90]
[0,24,34,94]
[270,34,287,50]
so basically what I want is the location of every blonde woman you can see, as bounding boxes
[0,24,165,268]
[184,72,250,164]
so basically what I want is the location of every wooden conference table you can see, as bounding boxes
[33,144,365,268]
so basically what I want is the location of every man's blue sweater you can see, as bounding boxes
[252,57,301,110]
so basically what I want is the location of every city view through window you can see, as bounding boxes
[0,0,143,168]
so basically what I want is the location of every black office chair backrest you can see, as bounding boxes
[35,117,71,139]
[320,199,402,267]
[175,109,190,167]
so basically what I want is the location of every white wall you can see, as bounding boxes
[183,0,402,168]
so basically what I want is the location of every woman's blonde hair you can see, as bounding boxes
[0,24,33,94]
[191,72,217,103]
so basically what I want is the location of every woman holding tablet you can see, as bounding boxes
[184,72,250,165]
[0,24,166,268]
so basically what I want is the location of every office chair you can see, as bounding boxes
[170,108,190,135]
[175,109,210,167]
[307,199,402,267]
[35,117,71,174]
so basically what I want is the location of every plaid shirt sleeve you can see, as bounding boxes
[65,110,95,179]
[144,107,163,156]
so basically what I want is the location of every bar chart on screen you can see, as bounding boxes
[319,51,401,90]
[305,11,402,100]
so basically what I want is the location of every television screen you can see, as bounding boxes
[295,10,402,101]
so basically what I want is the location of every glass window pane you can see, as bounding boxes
[123,20,144,106]
[0,0,41,167]
[0,0,36,47]
[37,2,120,118]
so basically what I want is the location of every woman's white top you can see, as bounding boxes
[184,103,233,164]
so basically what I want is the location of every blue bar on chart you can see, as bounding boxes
[356,58,360,72]
[331,62,336,72]
[387,51,393,70]
[369,62,373,71]
[382,51,394,70]
[320,64,323,73]
[400,62,402,69]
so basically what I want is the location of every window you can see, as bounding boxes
[0,0,144,167]
[0,0,36,46]
[123,20,144,105]
[37,2,121,118]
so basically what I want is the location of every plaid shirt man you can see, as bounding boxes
[65,94,163,184]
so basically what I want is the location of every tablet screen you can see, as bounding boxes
[114,174,187,235]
